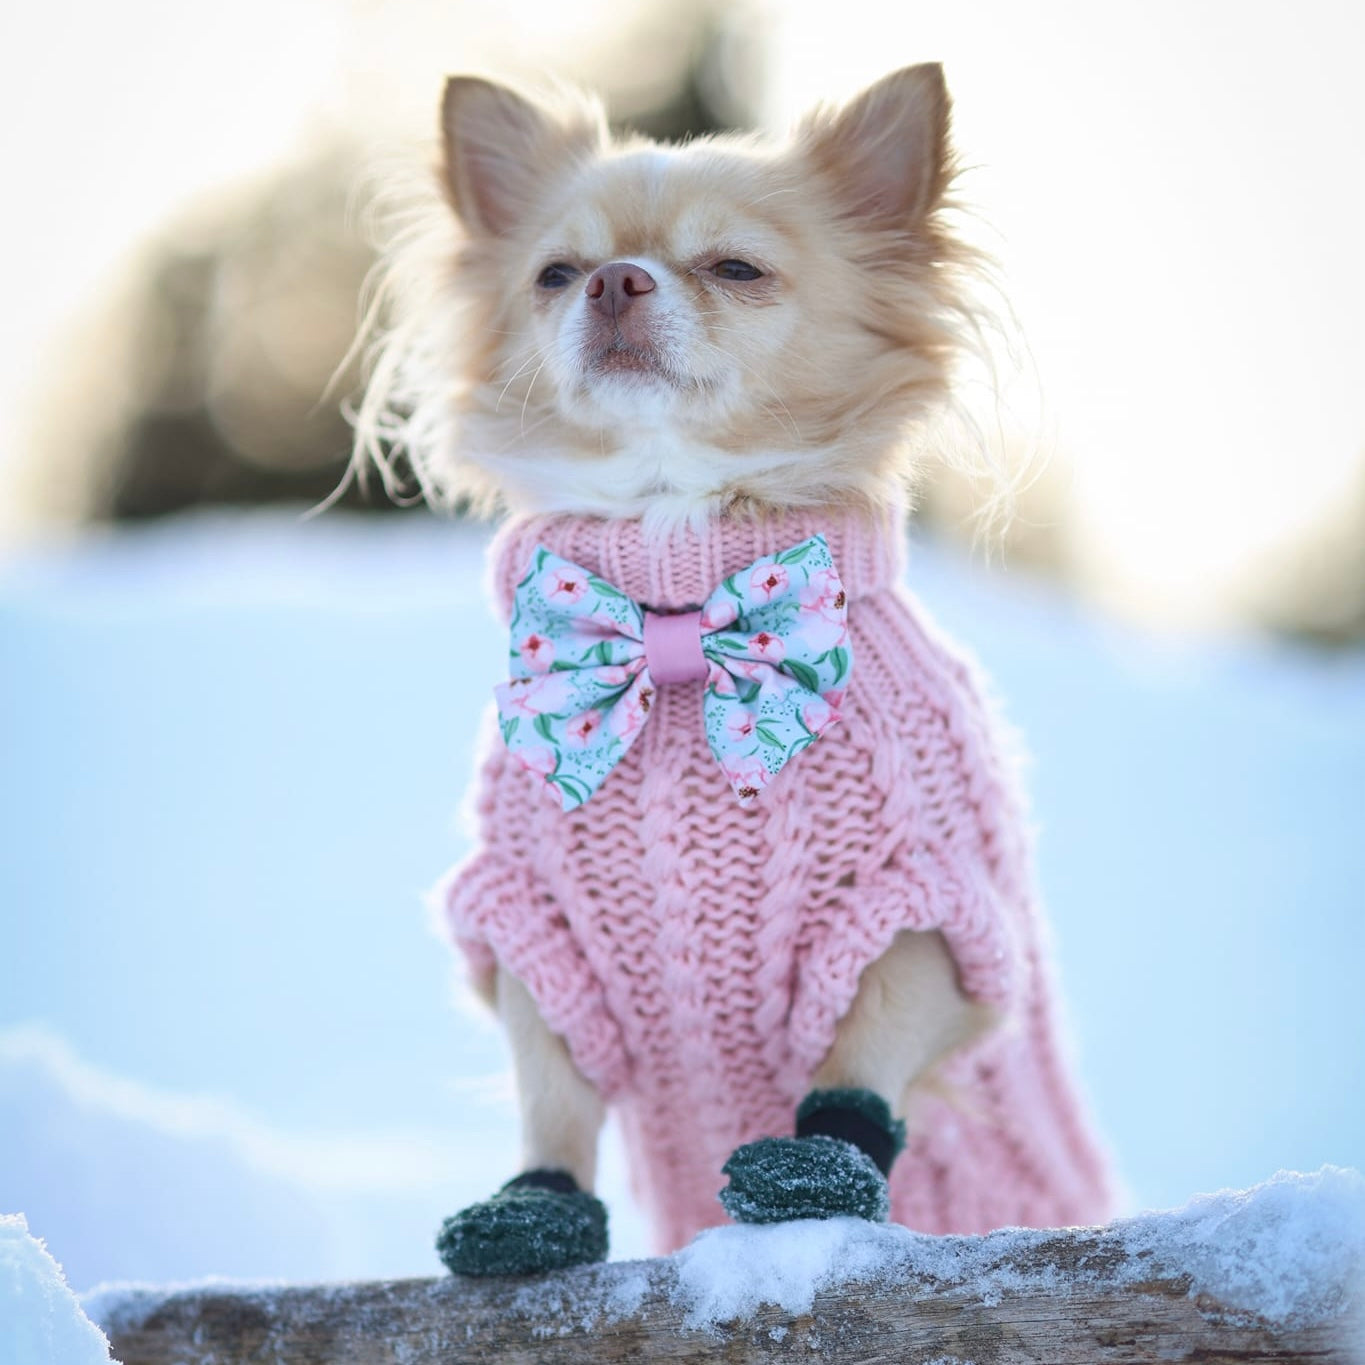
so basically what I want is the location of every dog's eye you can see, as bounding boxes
[710,259,763,282]
[536,262,579,290]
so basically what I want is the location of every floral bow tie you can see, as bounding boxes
[494,535,852,810]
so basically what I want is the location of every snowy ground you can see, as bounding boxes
[665,1167,1365,1330]
[1,1215,114,1365]
[1,509,1362,1295]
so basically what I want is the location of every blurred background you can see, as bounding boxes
[1,0,1362,1297]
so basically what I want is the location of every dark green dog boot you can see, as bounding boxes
[718,1088,907,1224]
[719,1134,890,1223]
[795,1088,906,1176]
[436,1170,608,1276]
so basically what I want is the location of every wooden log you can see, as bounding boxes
[98,1219,1364,1365]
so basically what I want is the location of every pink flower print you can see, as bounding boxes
[517,745,558,778]
[748,630,786,663]
[722,755,768,801]
[822,688,847,712]
[543,567,588,606]
[582,600,627,632]
[726,711,756,742]
[801,696,837,736]
[504,675,556,718]
[701,599,738,633]
[799,568,843,620]
[709,668,738,697]
[608,692,647,741]
[595,665,632,687]
[519,632,555,673]
[797,570,848,647]
[566,709,603,748]
[750,562,789,602]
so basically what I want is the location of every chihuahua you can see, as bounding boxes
[349,64,1112,1275]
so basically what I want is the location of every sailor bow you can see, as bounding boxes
[494,535,852,809]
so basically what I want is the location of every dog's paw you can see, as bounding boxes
[718,1134,890,1224]
[435,1171,608,1276]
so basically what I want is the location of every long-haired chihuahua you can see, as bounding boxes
[348,64,1112,1276]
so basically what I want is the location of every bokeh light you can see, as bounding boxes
[4,0,1362,638]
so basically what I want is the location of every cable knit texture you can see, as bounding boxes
[443,504,1114,1252]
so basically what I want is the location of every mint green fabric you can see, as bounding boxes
[494,535,852,809]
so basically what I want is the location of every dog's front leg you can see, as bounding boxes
[498,967,605,1191]
[435,968,609,1276]
[810,928,996,1111]
[720,930,996,1225]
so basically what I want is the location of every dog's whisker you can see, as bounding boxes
[519,354,553,434]
[495,344,555,413]
[494,340,550,376]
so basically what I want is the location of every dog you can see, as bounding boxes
[348,64,1113,1275]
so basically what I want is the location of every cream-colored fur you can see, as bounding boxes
[498,930,995,1192]
[345,65,994,530]
[496,968,605,1190]
[810,930,999,1118]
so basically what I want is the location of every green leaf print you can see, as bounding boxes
[533,713,557,742]
[735,677,761,706]
[785,659,821,694]
[590,580,628,600]
[550,773,591,806]
[755,722,784,748]
[501,715,520,742]
[776,542,813,565]
[829,646,850,684]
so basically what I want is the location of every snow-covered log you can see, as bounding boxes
[93,1171,1365,1364]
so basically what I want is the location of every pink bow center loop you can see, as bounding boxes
[642,609,708,685]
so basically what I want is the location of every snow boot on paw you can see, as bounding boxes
[718,1088,906,1224]
[436,1169,608,1276]
[794,1087,906,1176]
[719,1134,890,1223]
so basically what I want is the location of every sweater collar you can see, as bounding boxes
[487,502,905,619]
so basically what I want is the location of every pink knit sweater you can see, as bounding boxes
[444,504,1113,1251]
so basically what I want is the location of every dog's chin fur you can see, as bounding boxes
[346,66,990,529]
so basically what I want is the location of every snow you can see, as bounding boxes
[1118,1166,1365,1326]
[2,508,1363,1294]
[0,1214,115,1365]
[81,1277,279,1345]
[673,1217,903,1326]
[669,1167,1365,1331]
[73,1167,1364,1346]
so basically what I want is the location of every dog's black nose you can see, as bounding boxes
[585,262,656,319]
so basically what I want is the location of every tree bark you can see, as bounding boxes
[99,1223,1364,1365]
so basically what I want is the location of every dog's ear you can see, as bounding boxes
[440,77,606,235]
[796,64,953,227]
